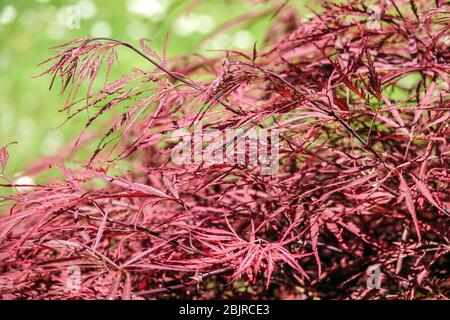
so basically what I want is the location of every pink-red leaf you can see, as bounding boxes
[399,174,421,242]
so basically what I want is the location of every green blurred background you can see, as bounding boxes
[0,0,310,178]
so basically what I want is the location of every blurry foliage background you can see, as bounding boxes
[0,0,310,177]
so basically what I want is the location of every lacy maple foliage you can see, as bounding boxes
[0,0,449,299]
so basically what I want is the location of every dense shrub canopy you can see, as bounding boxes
[0,0,449,299]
